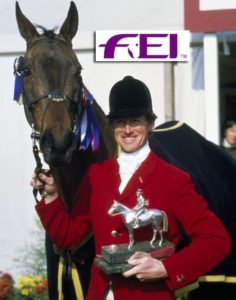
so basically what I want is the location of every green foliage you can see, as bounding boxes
[13,218,47,278]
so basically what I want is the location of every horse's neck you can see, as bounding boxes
[50,149,93,211]
[50,94,117,212]
[50,111,116,212]
[117,202,131,215]
[92,100,117,159]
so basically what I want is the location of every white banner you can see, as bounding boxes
[96,31,190,62]
[200,0,236,11]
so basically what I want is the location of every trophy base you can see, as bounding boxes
[94,258,132,274]
[94,240,174,274]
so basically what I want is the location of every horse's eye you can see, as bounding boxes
[75,70,81,78]
[21,67,30,77]
[74,65,82,77]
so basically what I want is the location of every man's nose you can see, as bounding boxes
[124,124,132,133]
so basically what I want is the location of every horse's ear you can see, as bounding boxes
[15,1,39,43]
[59,1,79,42]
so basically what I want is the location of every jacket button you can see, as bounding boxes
[111,230,118,237]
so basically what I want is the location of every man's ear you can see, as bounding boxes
[148,121,155,132]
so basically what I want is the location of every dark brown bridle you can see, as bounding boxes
[14,37,86,201]
[14,37,83,137]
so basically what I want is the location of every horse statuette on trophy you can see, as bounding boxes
[95,189,174,274]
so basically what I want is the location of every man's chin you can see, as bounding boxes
[120,143,140,153]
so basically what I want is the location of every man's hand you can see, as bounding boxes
[30,171,59,204]
[122,252,168,282]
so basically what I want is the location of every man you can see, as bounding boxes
[222,119,236,160]
[132,189,149,228]
[32,76,230,300]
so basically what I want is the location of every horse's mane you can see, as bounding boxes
[35,24,58,39]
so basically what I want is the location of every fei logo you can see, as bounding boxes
[96,31,190,62]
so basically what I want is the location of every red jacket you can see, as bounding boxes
[36,151,230,300]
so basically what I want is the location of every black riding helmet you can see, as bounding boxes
[107,76,156,120]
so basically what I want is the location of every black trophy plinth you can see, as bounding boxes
[94,240,174,274]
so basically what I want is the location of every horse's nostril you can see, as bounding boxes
[40,131,76,154]
[40,131,53,149]
[61,132,75,151]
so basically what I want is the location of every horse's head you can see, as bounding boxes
[15,1,83,166]
[108,201,119,216]
[108,201,130,216]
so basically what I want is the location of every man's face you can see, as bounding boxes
[225,126,236,145]
[112,116,153,153]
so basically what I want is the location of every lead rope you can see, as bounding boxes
[31,128,48,203]
[58,257,84,300]
[31,130,84,300]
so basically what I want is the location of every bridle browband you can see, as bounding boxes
[28,34,73,50]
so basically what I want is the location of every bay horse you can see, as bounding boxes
[108,200,168,250]
[15,1,117,299]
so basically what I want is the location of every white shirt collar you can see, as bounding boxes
[118,142,150,165]
[117,142,150,193]
[223,138,236,148]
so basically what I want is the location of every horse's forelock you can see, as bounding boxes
[35,24,58,40]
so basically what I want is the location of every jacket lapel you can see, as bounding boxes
[104,160,121,199]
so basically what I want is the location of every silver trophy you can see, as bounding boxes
[94,189,174,274]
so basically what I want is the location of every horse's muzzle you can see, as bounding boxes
[39,130,77,166]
